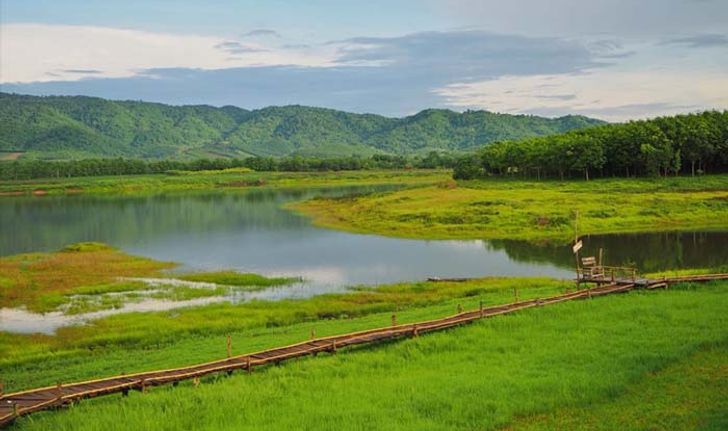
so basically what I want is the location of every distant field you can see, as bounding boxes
[7,281,727,430]
[0,169,449,196]
[293,174,728,241]
[0,152,23,161]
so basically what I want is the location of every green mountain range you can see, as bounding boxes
[0,93,604,160]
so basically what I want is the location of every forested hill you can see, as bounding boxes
[0,93,603,160]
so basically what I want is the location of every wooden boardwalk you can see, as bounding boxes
[2,274,726,427]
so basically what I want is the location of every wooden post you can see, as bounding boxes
[140,379,147,393]
[574,210,581,288]
[457,303,463,314]
[331,340,337,353]
[246,356,252,373]
[226,334,232,359]
[598,248,603,268]
[391,313,397,327]
[479,300,484,317]
[56,382,63,403]
[13,402,19,417]
[413,325,419,337]
[0,381,4,398]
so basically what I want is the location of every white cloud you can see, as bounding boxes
[433,0,728,38]
[433,37,728,122]
[434,69,728,121]
[0,24,336,83]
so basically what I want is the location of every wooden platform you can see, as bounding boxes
[2,273,726,427]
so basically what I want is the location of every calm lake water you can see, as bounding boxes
[1,186,726,333]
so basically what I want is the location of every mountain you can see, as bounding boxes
[0,93,604,159]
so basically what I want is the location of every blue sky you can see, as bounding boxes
[1,0,727,120]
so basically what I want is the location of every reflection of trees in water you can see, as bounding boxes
[2,186,725,273]
[0,185,396,255]
[488,232,728,272]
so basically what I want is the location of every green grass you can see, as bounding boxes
[7,281,727,430]
[293,175,728,241]
[0,276,571,376]
[645,265,728,278]
[177,271,299,287]
[0,169,447,196]
[508,345,728,430]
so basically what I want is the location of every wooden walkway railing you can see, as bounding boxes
[2,274,726,428]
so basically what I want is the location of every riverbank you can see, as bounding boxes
[292,174,728,241]
[0,169,449,196]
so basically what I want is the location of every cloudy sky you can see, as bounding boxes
[1,0,727,121]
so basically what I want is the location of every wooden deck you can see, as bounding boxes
[2,273,726,428]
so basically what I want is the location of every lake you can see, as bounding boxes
[1,186,726,333]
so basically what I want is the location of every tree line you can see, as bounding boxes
[0,152,457,181]
[454,111,728,180]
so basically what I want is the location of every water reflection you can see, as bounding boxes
[489,231,728,273]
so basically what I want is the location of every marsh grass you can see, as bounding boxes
[7,281,727,431]
[177,271,299,287]
[0,243,173,312]
[293,174,728,241]
[0,243,307,317]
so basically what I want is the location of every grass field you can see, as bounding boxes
[0,169,448,196]
[1,268,573,382]
[6,281,726,430]
[293,174,728,241]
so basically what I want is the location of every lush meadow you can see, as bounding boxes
[294,174,728,241]
[7,281,727,431]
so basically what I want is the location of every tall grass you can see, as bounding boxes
[9,282,727,431]
[1,277,571,382]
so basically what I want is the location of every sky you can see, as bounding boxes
[1,0,727,121]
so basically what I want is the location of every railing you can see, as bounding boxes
[577,266,637,283]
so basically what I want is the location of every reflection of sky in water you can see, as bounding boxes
[140,231,569,288]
